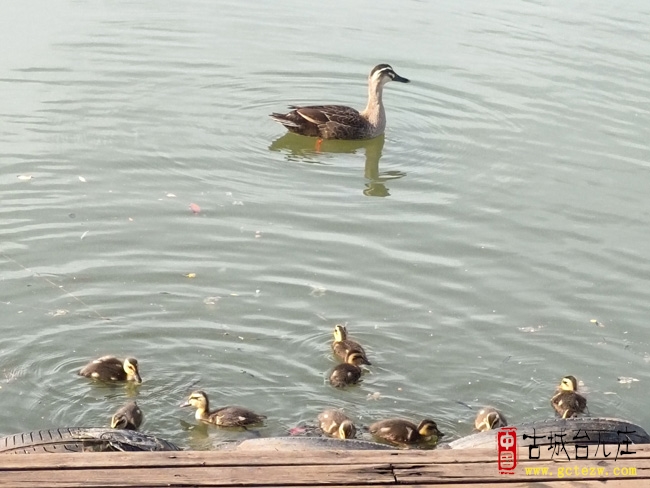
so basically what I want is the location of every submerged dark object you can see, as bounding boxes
[445,417,650,449]
[0,427,180,453]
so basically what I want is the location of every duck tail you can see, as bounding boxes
[270,112,300,128]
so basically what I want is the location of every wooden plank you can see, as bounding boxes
[1,457,648,487]
[0,464,647,488]
[393,460,648,484]
[1,446,649,487]
[0,449,471,469]
[2,444,649,470]
[0,464,396,487]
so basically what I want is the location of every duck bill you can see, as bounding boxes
[180,401,191,408]
[393,73,410,83]
[134,373,143,384]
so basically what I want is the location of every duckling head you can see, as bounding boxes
[559,375,578,392]
[474,407,507,431]
[333,324,348,342]
[111,414,128,429]
[484,411,505,431]
[180,390,209,414]
[123,358,142,383]
[111,401,143,430]
[338,420,357,440]
[418,419,443,439]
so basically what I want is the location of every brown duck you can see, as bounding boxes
[331,324,371,365]
[551,375,587,418]
[369,418,443,447]
[270,64,410,140]
[111,401,143,430]
[317,409,356,439]
[329,351,365,388]
[78,356,142,383]
[180,390,266,428]
[474,406,507,432]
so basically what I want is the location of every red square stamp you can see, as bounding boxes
[497,426,518,474]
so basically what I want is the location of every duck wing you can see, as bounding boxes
[210,406,267,427]
[332,339,371,365]
[271,105,365,139]
[79,356,124,379]
[369,419,416,444]
[292,105,360,124]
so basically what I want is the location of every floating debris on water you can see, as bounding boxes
[367,391,381,401]
[590,319,605,327]
[617,377,639,384]
[309,285,327,297]
[48,309,69,317]
[518,325,545,333]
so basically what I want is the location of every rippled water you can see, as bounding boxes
[1,0,649,449]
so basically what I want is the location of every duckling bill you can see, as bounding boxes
[369,418,443,447]
[78,356,142,383]
[331,324,371,365]
[551,375,587,419]
[111,401,143,430]
[271,64,410,140]
[180,390,266,428]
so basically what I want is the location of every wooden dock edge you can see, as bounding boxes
[1,444,648,487]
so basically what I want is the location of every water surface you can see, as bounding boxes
[1,0,649,448]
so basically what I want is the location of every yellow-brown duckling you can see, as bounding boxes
[180,390,266,428]
[474,406,507,432]
[331,324,371,365]
[78,356,142,383]
[369,418,443,447]
[111,401,143,430]
[329,351,365,388]
[317,409,357,439]
[551,375,587,418]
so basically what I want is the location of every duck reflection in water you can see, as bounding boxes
[268,133,406,197]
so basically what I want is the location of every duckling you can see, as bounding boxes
[551,375,587,419]
[474,406,507,432]
[317,409,357,439]
[329,351,364,388]
[331,324,371,365]
[111,401,143,430]
[369,418,444,447]
[180,390,266,428]
[78,356,142,383]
